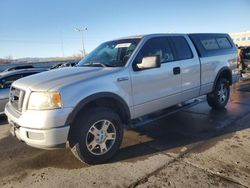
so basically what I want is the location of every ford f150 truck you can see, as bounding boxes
[5,33,239,164]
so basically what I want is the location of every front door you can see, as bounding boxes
[130,36,182,118]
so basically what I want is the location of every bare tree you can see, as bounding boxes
[5,55,13,61]
[0,58,11,64]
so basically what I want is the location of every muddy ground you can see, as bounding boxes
[0,80,250,188]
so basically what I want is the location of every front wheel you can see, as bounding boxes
[69,107,124,164]
[207,78,230,109]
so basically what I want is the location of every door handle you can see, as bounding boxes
[173,67,181,75]
[117,77,129,82]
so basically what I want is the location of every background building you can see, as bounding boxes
[230,31,250,47]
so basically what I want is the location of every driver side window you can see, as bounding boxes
[134,37,174,65]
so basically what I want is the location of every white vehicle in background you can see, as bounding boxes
[5,33,239,164]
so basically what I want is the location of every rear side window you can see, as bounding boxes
[189,34,236,57]
[216,38,232,49]
[201,39,219,50]
[171,36,193,60]
[200,37,232,51]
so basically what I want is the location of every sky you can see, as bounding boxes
[0,0,250,59]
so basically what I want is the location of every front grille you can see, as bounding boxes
[10,87,25,112]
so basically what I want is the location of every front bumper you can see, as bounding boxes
[5,103,73,129]
[5,103,72,149]
[9,122,69,149]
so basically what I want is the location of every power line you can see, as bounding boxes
[0,39,62,44]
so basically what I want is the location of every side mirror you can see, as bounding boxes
[137,56,161,70]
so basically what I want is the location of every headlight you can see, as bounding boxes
[28,92,62,110]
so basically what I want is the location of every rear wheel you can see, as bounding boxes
[207,78,230,109]
[69,107,124,164]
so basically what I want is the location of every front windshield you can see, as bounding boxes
[78,38,141,67]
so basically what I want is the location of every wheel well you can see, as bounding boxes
[67,96,130,128]
[81,98,129,123]
[67,96,130,143]
[216,69,232,86]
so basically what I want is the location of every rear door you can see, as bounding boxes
[170,36,201,100]
[130,36,182,118]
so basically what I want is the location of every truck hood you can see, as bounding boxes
[13,67,121,91]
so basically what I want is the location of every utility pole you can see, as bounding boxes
[75,27,88,57]
[60,31,65,57]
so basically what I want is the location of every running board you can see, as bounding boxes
[129,98,204,128]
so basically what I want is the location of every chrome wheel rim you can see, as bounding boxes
[86,120,116,155]
[217,83,228,103]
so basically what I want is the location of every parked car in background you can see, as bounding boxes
[0,68,47,114]
[50,63,63,70]
[50,62,78,70]
[239,46,250,77]
[59,62,77,68]
[3,65,35,72]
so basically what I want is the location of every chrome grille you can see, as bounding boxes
[10,87,25,112]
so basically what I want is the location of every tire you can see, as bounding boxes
[207,78,230,109]
[69,107,124,164]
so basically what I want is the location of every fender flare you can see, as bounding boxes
[65,92,131,126]
[213,67,232,90]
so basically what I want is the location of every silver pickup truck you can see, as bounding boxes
[5,33,239,164]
